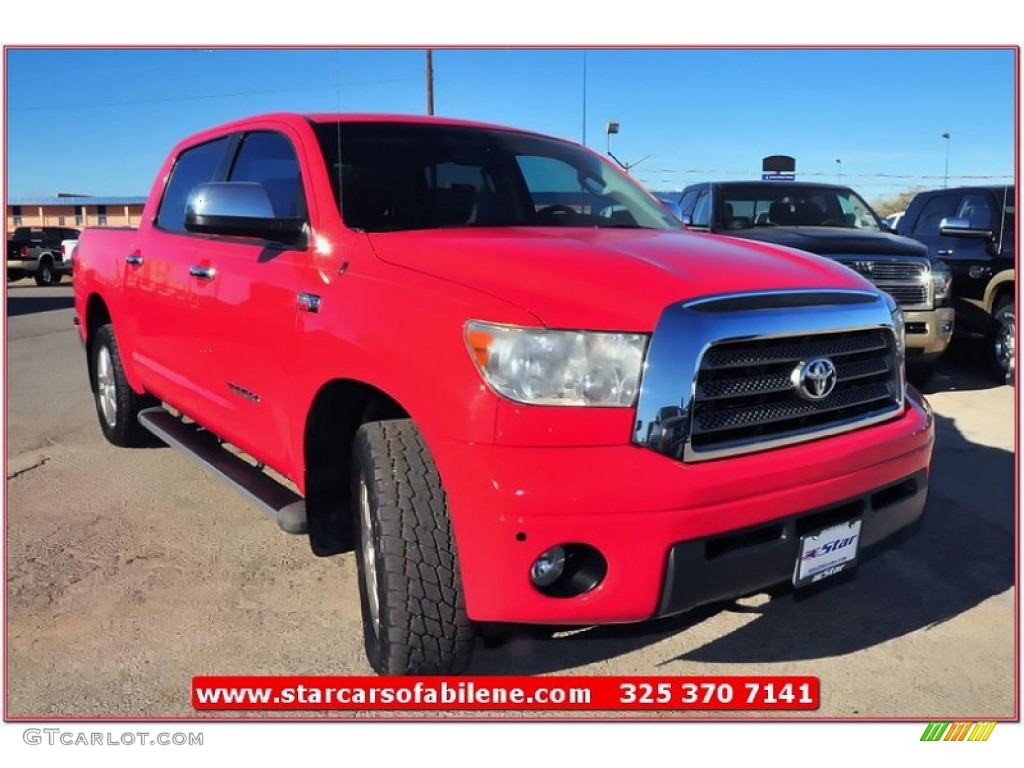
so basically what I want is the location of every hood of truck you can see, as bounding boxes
[723,227,931,258]
[367,227,875,330]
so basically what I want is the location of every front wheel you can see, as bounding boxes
[991,299,1015,385]
[351,419,474,675]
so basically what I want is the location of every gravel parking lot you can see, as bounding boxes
[4,281,1016,718]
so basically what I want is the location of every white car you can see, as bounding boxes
[882,211,905,231]
[61,238,78,279]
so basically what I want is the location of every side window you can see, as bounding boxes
[955,193,994,231]
[691,189,710,227]
[155,137,230,234]
[678,188,701,218]
[228,131,307,218]
[42,229,60,249]
[911,194,958,236]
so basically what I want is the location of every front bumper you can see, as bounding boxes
[437,390,933,625]
[904,307,955,361]
[656,468,926,616]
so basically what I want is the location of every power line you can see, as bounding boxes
[636,169,1013,190]
[10,77,421,112]
[633,169,1012,180]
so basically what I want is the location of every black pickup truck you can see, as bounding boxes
[896,185,1015,383]
[7,225,80,286]
[657,181,955,384]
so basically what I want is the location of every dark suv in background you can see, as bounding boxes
[657,181,955,384]
[7,226,80,286]
[896,186,1015,383]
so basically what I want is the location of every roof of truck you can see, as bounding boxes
[197,112,562,141]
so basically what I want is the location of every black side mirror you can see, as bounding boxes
[185,182,305,245]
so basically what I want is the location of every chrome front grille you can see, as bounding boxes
[688,329,902,459]
[865,262,925,280]
[884,284,929,306]
[632,290,905,463]
[834,256,931,310]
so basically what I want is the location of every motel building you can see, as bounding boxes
[6,195,147,237]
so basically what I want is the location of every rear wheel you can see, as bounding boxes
[351,419,474,675]
[34,257,58,286]
[991,298,1015,384]
[90,324,158,446]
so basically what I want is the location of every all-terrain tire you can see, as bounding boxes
[351,419,474,675]
[90,324,158,447]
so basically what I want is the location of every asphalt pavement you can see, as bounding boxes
[4,281,1016,718]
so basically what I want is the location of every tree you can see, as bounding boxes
[872,187,924,216]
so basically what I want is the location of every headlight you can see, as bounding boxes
[885,294,905,362]
[884,294,907,398]
[931,260,952,302]
[465,321,648,406]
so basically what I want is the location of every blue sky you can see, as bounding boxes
[4,47,1016,206]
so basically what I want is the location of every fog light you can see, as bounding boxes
[530,546,566,587]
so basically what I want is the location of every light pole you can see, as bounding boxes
[605,121,619,158]
[604,121,651,172]
[581,50,587,146]
[835,158,842,183]
[942,132,951,188]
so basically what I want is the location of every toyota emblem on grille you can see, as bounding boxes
[792,357,838,401]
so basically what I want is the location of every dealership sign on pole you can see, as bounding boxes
[762,155,796,182]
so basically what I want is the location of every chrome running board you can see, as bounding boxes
[137,407,307,534]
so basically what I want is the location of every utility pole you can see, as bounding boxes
[426,49,434,116]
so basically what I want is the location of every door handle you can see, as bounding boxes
[189,265,216,281]
[936,249,953,256]
[125,254,143,266]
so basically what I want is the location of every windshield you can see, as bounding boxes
[716,184,883,232]
[313,121,681,233]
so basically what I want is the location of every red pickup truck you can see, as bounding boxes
[74,113,934,675]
